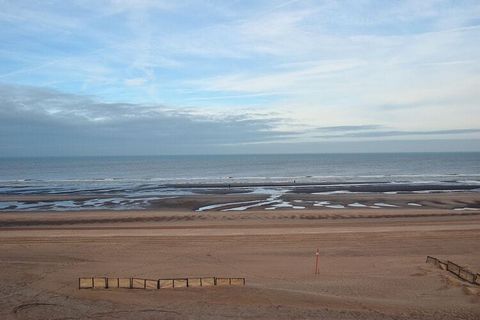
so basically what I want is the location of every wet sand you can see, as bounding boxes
[1,190,479,213]
[1,196,480,319]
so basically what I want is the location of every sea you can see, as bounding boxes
[1,153,479,211]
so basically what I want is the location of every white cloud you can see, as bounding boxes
[0,0,479,155]
[191,59,365,93]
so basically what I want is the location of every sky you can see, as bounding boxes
[1,0,480,156]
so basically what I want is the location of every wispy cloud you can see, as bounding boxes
[191,59,365,93]
[0,1,479,154]
[315,129,480,139]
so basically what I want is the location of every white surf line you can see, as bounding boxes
[412,190,464,194]
[348,202,367,207]
[270,202,293,208]
[196,200,261,212]
[325,204,345,209]
[407,202,422,207]
[266,202,306,210]
[312,190,356,195]
[223,188,290,211]
[453,207,480,211]
[373,202,398,207]
[247,187,291,195]
[222,200,281,211]
[313,201,330,207]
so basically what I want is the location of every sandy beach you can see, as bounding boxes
[2,0,480,318]
[1,191,479,320]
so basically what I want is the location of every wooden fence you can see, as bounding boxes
[79,277,245,289]
[426,256,479,285]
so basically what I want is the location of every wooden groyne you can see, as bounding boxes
[79,277,245,289]
[426,256,479,285]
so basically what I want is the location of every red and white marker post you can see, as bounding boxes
[314,248,320,275]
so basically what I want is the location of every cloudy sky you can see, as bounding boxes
[1,0,480,156]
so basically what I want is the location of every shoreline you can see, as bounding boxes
[1,185,479,212]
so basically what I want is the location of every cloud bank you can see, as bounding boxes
[1,84,479,156]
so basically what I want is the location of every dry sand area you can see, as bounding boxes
[1,207,480,319]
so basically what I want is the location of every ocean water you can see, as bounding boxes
[0,153,479,211]
[1,153,479,191]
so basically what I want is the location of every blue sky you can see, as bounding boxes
[1,0,480,155]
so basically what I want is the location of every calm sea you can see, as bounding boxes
[1,153,479,194]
